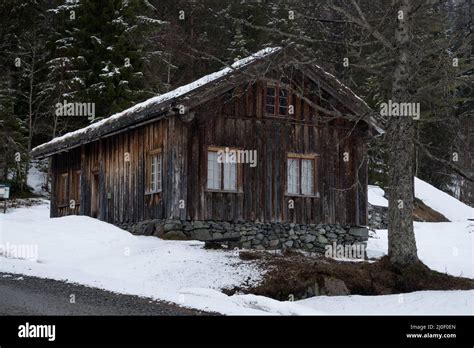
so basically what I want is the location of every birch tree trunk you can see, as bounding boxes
[387,0,419,266]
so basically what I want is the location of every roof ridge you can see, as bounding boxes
[31,47,281,155]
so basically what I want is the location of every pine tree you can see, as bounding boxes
[0,0,52,193]
[47,0,165,126]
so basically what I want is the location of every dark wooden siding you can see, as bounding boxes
[51,117,188,222]
[50,76,368,226]
[185,78,369,225]
[186,118,367,225]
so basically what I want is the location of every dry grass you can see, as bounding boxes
[230,251,474,301]
[413,197,450,222]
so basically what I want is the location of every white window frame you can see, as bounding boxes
[286,153,318,196]
[147,149,162,194]
[207,150,222,190]
[207,147,239,192]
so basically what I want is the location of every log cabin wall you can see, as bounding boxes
[50,75,368,226]
[50,117,188,223]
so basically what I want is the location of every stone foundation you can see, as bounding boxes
[118,219,368,253]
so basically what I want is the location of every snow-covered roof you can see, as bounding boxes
[31,46,383,158]
[32,47,281,158]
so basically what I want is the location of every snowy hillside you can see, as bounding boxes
[414,177,472,222]
[368,177,473,278]
[368,177,473,222]
[368,222,473,278]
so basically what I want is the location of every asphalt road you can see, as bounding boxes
[0,272,213,315]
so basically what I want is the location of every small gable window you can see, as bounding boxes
[265,86,289,116]
[265,87,276,114]
[279,88,289,115]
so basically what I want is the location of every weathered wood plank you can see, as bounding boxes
[49,74,369,227]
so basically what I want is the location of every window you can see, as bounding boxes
[147,149,162,193]
[207,148,238,191]
[301,159,314,195]
[207,151,221,190]
[223,162,237,191]
[287,154,317,196]
[265,87,276,114]
[279,88,288,115]
[59,173,68,206]
[265,86,289,116]
[287,158,300,194]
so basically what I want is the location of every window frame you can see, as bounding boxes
[206,146,242,193]
[146,148,163,195]
[285,153,319,197]
[264,82,291,117]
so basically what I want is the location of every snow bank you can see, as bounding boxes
[368,185,388,207]
[0,203,268,314]
[178,288,321,315]
[298,290,474,315]
[415,177,473,222]
[368,222,473,278]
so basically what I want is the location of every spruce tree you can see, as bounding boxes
[47,0,165,125]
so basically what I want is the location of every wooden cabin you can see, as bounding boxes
[31,47,383,237]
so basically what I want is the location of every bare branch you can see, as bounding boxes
[415,139,473,182]
[330,2,394,51]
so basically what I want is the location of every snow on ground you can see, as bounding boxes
[368,177,473,223]
[368,177,473,278]
[415,177,473,222]
[176,288,321,315]
[299,289,474,315]
[368,222,473,278]
[1,199,473,315]
[0,203,255,312]
[368,185,388,207]
[27,160,49,195]
[0,202,319,315]
[367,177,473,278]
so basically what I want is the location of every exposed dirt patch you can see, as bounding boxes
[228,251,474,301]
[239,250,264,260]
[413,197,450,222]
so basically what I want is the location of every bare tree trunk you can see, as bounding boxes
[387,0,418,266]
[24,29,38,193]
